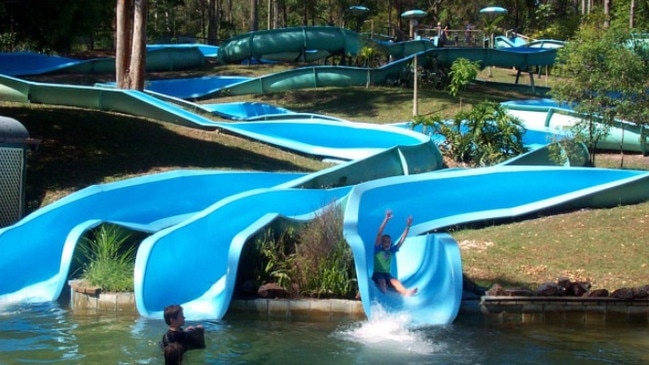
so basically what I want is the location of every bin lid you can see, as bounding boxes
[0,116,39,146]
[0,116,29,140]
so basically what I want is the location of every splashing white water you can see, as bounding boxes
[335,303,443,355]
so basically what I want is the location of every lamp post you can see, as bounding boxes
[401,9,426,40]
[401,9,427,116]
[349,5,370,32]
[479,6,508,48]
[479,6,507,77]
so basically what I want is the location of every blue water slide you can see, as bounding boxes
[494,36,529,48]
[222,119,430,161]
[142,76,251,100]
[502,99,648,154]
[135,186,353,319]
[0,45,207,76]
[0,171,304,304]
[527,39,566,48]
[0,75,431,161]
[129,88,417,156]
[198,101,292,120]
[342,166,649,323]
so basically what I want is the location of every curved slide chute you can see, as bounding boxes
[343,166,649,324]
[135,187,353,319]
[0,45,206,77]
[0,75,431,161]
[494,36,529,48]
[0,142,443,311]
[0,171,304,304]
[130,162,649,323]
[135,164,649,323]
[216,47,556,97]
[503,99,649,155]
[217,26,361,64]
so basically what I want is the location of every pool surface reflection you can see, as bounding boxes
[1,302,648,364]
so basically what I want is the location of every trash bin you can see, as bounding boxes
[0,116,40,227]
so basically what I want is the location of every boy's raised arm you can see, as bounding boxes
[395,216,413,249]
[375,210,393,246]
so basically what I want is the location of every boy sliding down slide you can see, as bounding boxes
[371,210,418,296]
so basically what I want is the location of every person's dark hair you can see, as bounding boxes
[164,304,182,325]
[164,342,184,365]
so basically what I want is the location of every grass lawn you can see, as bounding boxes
[3,62,649,294]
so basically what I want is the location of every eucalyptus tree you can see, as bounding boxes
[550,18,649,164]
[116,0,149,90]
[613,0,649,30]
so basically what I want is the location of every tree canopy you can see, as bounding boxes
[3,0,649,54]
[550,17,649,163]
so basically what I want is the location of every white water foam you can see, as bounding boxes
[335,302,444,355]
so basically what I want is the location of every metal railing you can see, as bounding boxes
[416,28,487,48]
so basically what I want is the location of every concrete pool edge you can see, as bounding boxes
[67,282,649,324]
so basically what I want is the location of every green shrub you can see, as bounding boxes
[413,100,526,166]
[237,203,357,299]
[258,222,300,289]
[76,224,145,292]
[292,203,357,299]
[448,58,481,97]
[237,220,301,295]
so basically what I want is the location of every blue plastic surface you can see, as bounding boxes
[0,171,303,303]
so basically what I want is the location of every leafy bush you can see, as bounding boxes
[413,100,526,166]
[448,58,481,97]
[258,222,300,289]
[76,224,145,292]
[237,220,301,295]
[356,45,387,68]
[292,203,357,299]
[237,203,357,299]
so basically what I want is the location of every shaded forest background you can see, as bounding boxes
[1,0,647,55]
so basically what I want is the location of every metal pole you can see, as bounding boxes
[413,55,418,116]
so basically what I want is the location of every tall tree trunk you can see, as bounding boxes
[116,0,133,89]
[274,1,288,29]
[116,0,147,91]
[129,0,147,90]
[250,0,258,31]
[303,1,308,25]
[208,0,217,44]
[272,0,279,28]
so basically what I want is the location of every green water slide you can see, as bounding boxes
[217,26,362,64]
[218,47,556,96]
[0,74,220,129]
[59,46,206,74]
[0,46,206,77]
